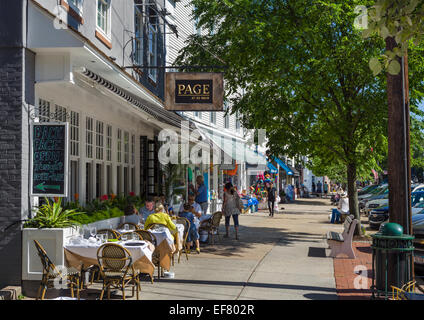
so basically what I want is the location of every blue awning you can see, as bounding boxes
[273,157,294,176]
[267,162,278,174]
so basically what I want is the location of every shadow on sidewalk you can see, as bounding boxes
[200,225,326,257]
[158,278,337,295]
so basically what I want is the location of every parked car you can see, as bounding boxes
[412,214,424,268]
[358,184,379,196]
[368,191,424,230]
[412,184,424,193]
[364,194,389,216]
[359,184,388,210]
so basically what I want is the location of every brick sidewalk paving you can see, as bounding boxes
[333,242,374,300]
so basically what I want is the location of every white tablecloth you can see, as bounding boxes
[64,239,155,276]
[65,240,153,262]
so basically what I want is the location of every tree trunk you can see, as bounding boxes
[347,162,361,236]
[386,37,412,235]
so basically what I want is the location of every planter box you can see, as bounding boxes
[22,217,122,282]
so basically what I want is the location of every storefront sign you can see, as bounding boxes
[165,72,224,111]
[30,123,69,197]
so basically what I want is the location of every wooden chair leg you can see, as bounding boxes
[100,281,106,300]
[122,281,126,301]
[70,279,74,299]
[36,284,43,300]
[76,277,80,300]
[41,286,47,300]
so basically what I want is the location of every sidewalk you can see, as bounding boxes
[333,242,373,300]
[86,198,339,300]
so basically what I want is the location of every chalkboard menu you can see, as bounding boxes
[31,123,69,197]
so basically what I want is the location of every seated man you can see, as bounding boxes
[120,204,141,226]
[331,192,349,223]
[144,203,177,239]
[178,203,200,254]
[139,197,155,223]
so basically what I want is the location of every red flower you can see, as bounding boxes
[129,192,136,197]
[100,195,109,201]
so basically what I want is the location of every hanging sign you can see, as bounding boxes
[30,122,69,197]
[165,72,224,111]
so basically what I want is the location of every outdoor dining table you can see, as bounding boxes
[147,223,185,271]
[64,239,156,278]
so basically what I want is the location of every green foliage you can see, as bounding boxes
[71,207,124,225]
[24,198,81,229]
[360,0,424,74]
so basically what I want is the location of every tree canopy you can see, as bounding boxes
[175,0,424,234]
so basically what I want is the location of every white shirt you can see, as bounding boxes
[338,197,349,214]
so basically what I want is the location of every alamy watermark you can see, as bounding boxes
[158,121,267,170]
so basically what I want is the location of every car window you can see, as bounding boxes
[412,194,424,206]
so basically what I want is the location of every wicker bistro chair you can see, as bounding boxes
[33,240,81,300]
[88,229,122,286]
[97,229,122,240]
[391,281,424,300]
[133,230,157,283]
[121,231,143,241]
[173,217,190,263]
[118,222,140,231]
[199,211,223,245]
[96,243,141,300]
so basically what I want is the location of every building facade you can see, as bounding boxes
[0,0,186,288]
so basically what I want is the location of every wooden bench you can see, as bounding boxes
[326,215,358,259]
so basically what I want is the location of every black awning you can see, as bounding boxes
[80,68,187,128]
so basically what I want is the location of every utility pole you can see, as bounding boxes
[386,36,413,283]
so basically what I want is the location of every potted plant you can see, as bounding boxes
[22,198,83,289]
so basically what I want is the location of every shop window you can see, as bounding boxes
[54,105,67,122]
[117,165,122,195]
[38,99,51,122]
[86,117,94,159]
[148,11,158,82]
[124,167,129,195]
[96,0,111,37]
[86,162,93,202]
[106,164,112,194]
[70,160,79,201]
[95,120,104,160]
[70,111,80,157]
[106,125,112,161]
[96,163,103,198]
[124,131,129,164]
[117,128,122,163]
[131,134,135,165]
[131,167,135,194]
[134,4,143,68]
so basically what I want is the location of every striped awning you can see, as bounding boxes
[79,68,187,128]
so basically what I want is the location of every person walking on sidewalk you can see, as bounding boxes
[222,182,241,240]
[195,175,209,215]
[266,181,277,217]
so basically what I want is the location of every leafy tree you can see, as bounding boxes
[176,0,424,235]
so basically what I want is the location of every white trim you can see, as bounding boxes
[96,0,112,40]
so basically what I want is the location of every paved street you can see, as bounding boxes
[76,198,340,300]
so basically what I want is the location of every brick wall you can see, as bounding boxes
[0,47,25,288]
[0,0,27,288]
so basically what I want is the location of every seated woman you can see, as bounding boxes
[144,203,177,238]
[120,203,141,226]
[178,203,200,254]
